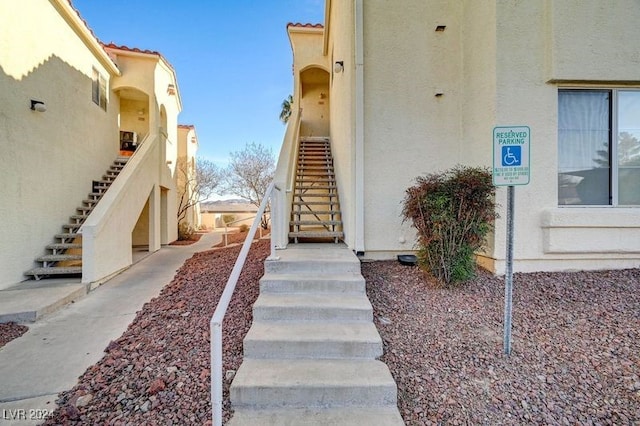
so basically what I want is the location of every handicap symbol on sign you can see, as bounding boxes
[502,146,521,167]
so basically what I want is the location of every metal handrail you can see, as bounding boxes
[210,182,280,426]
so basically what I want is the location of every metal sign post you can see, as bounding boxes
[493,126,530,356]
[503,185,515,355]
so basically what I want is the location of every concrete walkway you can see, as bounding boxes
[0,232,222,425]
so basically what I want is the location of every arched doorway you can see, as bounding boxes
[300,67,330,137]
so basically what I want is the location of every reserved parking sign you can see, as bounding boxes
[493,126,530,186]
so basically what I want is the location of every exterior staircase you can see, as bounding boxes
[24,157,129,280]
[289,137,344,243]
[228,245,404,425]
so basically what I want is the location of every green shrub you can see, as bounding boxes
[178,222,195,241]
[402,165,496,285]
[239,223,249,232]
[221,214,236,226]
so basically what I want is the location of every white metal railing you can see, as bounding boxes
[210,182,280,426]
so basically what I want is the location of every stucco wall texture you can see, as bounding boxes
[0,0,119,288]
[312,0,640,273]
[0,0,182,289]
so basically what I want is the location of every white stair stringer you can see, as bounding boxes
[228,244,404,425]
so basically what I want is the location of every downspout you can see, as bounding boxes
[354,0,365,253]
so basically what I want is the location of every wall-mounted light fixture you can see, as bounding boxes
[334,61,344,74]
[30,100,46,112]
[435,25,446,32]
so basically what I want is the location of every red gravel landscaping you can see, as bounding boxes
[0,322,28,348]
[40,241,639,425]
[363,261,640,425]
[44,241,268,425]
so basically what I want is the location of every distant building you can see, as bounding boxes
[201,201,258,229]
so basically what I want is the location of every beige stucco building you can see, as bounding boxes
[0,0,197,289]
[273,1,640,274]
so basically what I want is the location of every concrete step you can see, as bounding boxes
[264,248,359,275]
[259,273,365,294]
[243,321,382,359]
[230,359,397,409]
[229,406,404,426]
[46,243,82,251]
[253,293,372,322]
[24,266,82,278]
[55,233,81,241]
[36,254,82,262]
[63,223,81,232]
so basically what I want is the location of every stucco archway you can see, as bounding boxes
[299,67,330,136]
[115,87,150,151]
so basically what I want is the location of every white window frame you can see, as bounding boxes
[558,87,640,207]
[92,67,107,111]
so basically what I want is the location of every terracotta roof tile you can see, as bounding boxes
[287,22,324,29]
[101,42,162,57]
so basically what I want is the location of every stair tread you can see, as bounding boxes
[292,201,339,205]
[293,210,341,215]
[246,321,380,342]
[55,233,82,239]
[255,293,371,310]
[25,267,82,276]
[232,358,396,388]
[259,273,365,294]
[229,407,404,426]
[294,193,337,197]
[288,231,344,238]
[46,243,82,249]
[291,220,342,226]
[36,254,83,261]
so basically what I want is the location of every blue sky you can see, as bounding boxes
[72,0,324,167]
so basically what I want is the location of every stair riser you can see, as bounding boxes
[259,279,365,294]
[253,306,372,322]
[244,339,382,360]
[228,407,405,426]
[265,260,359,275]
[231,385,397,409]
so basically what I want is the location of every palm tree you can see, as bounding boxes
[279,94,293,124]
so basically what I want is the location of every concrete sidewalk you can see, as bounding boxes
[0,232,222,425]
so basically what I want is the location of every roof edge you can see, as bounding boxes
[53,0,120,76]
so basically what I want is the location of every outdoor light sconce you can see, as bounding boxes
[334,61,344,73]
[30,99,46,112]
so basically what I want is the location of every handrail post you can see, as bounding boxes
[211,321,223,426]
